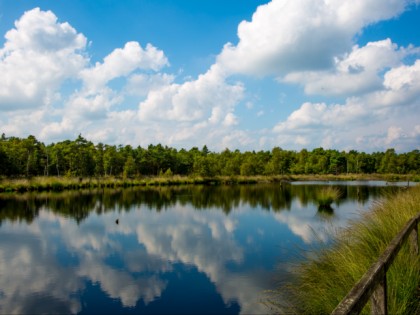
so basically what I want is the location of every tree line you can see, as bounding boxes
[0,134,418,178]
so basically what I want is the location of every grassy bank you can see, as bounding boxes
[0,175,283,193]
[0,173,417,193]
[272,185,420,314]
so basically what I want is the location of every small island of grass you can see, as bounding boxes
[316,186,342,212]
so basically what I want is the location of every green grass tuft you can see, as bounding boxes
[316,186,342,206]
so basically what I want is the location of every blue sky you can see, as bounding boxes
[0,0,419,152]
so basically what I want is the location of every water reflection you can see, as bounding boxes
[0,182,404,314]
[0,183,397,224]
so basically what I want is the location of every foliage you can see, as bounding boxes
[0,134,419,179]
[273,185,420,314]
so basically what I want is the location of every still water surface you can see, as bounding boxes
[0,181,406,314]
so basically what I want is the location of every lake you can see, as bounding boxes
[0,181,408,314]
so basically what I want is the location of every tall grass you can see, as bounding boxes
[272,185,420,314]
[0,174,417,193]
[316,186,342,206]
[0,175,291,193]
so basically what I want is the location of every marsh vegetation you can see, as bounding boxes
[272,185,420,314]
[316,186,343,212]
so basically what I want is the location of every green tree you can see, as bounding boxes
[290,149,308,174]
[379,149,397,173]
[123,155,136,178]
[193,154,217,177]
[328,150,346,174]
[103,145,124,176]
[94,143,105,176]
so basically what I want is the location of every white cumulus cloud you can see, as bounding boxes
[217,0,412,76]
[0,8,87,110]
[283,39,416,96]
[80,41,169,92]
[126,73,175,97]
[273,59,420,151]
[138,64,244,124]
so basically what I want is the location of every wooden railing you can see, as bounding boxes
[331,212,420,315]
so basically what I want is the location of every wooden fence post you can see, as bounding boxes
[409,221,418,255]
[371,271,387,315]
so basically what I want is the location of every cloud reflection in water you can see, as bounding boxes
[0,183,393,314]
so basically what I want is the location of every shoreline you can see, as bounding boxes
[0,173,417,193]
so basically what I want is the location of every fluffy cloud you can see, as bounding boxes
[283,39,415,96]
[66,88,123,120]
[273,60,420,151]
[136,0,416,144]
[217,0,412,76]
[126,73,175,97]
[80,41,169,92]
[138,64,244,124]
[383,59,420,90]
[0,8,170,142]
[2,8,86,52]
[0,8,87,110]
[5,7,243,147]
[66,41,169,123]
[227,0,419,151]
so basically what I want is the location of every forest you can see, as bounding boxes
[0,134,418,178]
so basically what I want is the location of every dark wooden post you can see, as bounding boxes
[409,221,418,255]
[371,270,387,315]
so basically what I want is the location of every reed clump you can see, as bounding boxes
[316,186,342,207]
[273,185,420,314]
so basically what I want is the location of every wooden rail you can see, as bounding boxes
[331,212,420,315]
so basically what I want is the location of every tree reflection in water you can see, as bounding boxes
[0,182,404,314]
[0,183,395,224]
